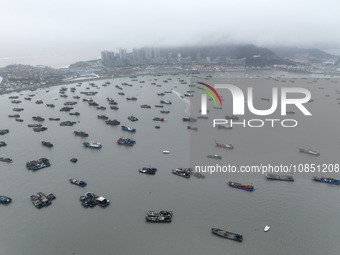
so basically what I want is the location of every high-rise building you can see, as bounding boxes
[144,47,152,59]
[119,48,126,60]
[153,47,160,59]
[132,48,140,60]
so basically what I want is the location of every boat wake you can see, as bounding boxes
[172,90,190,114]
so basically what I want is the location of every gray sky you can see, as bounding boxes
[0,0,339,66]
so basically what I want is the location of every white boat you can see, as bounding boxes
[264,226,270,232]
[162,150,170,154]
[83,141,102,149]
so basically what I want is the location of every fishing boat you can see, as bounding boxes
[128,116,138,122]
[215,141,233,149]
[0,157,13,163]
[187,126,198,131]
[26,158,51,170]
[153,117,164,122]
[70,158,78,163]
[8,114,20,118]
[211,228,243,242]
[32,116,45,121]
[145,215,172,223]
[74,131,89,137]
[207,154,222,159]
[228,181,254,191]
[172,168,191,178]
[147,211,172,217]
[299,148,320,156]
[160,100,172,104]
[312,176,340,185]
[83,141,102,149]
[41,141,53,148]
[0,129,9,135]
[31,192,55,208]
[121,126,136,133]
[265,173,294,181]
[97,115,109,120]
[139,167,157,175]
[28,124,42,127]
[33,127,48,132]
[69,178,87,187]
[0,196,12,204]
[106,119,120,126]
[116,138,136,146]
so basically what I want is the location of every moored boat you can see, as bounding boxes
[211,228,243,242]
[299,148,320,156]
[312,176,340,185]
[139,167,157,175]
[207,154,222,159]
[0,196,12,204]
[41,141,53,148]
[153,117,164,121]
[26,158,51,170]
[83,141,102,149]
[146,215,172,223]
[33,127,48,132]
[216,141,233,149]
[106,119,120,126]
[160,100,172,104]
[69,178,87,187]
[0,129,9,135]
[28,124,42,127]
[74,131,89,137]
[80,192,109,207]
[172,168,191,178]
[264,226,270,232]
[147,211,172,217]
[121,125,136,132]
[228,181,254,191]
[116,138,136,146]
[265,173,294,181]
[128,116,138,122]
[0,157,13,163]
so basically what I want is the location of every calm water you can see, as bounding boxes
[0,71,340,255]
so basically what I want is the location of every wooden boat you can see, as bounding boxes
[211,228,243,242]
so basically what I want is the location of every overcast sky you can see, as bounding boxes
[0,0,339,66]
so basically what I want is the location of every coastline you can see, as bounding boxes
[0,68,191,96]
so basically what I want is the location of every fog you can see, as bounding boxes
[0,0,339,66]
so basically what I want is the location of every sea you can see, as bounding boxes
[0,70,340,255]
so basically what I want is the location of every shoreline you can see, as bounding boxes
[0,68,192,96]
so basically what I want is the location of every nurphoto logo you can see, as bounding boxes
[198,82,312,128]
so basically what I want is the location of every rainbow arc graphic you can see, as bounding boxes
[197,82,222,106]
